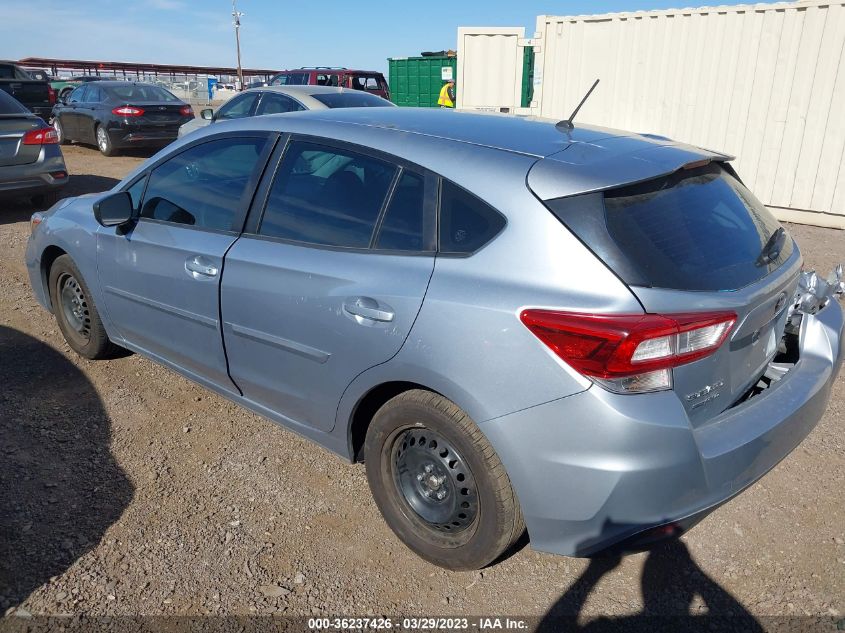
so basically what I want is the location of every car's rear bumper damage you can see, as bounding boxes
[481,269,844,557]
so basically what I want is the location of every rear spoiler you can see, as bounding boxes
[527,133,733,201]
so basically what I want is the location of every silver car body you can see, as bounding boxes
[26,109,844,556]
[177,85,381,138]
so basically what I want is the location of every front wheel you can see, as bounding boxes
[96,124,116,157]
[365,390,524,570]
[48,254,118,359]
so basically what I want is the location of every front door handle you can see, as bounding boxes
[185,255,219,279]
[343,297,394,323]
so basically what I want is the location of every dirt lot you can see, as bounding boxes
[1,145,844,629]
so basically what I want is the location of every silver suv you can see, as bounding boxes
[25,109,844,570]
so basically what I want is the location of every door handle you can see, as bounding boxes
[343,297,394,323]
[185,255,219,279]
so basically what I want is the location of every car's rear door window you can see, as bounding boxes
[374,171,426,251]
[272,72,309,86]
[315,74,340,87]
[256,93,304,115]
[258,140,397,248]
[139,137,268,231]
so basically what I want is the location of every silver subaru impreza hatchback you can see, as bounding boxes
[26,108,844,570]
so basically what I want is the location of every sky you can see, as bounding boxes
[2,0,757,74]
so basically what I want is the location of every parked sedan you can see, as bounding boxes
[0,89,67,208]
[25,109,844,570]
[52,81,194,156]
[178,85,394,138]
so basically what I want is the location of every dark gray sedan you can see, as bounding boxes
[0,89,67,208]
[52,81,194,156]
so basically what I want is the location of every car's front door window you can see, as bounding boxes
[68,85,87,104]
[214,93,258,120]
[139,137,268,231]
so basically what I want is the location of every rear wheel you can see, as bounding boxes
[48,254,118,359]
[96,124,116,157]
[364,390,524,570]
[52,117,68,145]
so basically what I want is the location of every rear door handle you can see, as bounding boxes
[185,255,218,279]
[343,297,394,322]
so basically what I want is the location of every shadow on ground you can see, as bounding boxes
[0,326,133,611]
[0,174,120,225]
[537,539,764,632]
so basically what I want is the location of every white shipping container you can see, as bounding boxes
[529,1,845,228]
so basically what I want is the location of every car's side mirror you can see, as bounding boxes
[94,191,134,228]
[201,108,214,121]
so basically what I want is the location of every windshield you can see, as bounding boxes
[310,92,394,108]
[106,85,180,102]
[0,89,28,115]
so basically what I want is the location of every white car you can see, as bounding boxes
[178,85,395,138]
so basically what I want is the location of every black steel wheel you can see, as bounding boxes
[58,272,91,341]
[48,254,118,360]
[392,427,479,533]
[365,390,524,570]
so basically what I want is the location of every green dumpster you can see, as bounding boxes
[388,56,457,108]
[388,49,534,109]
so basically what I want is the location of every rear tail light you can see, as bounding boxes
[48,86,57,104]
[22,126,59,145]
[179,105,194,117]
[519,310,736,394]
[112,106,144,117]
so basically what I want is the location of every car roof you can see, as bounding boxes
[240,85,389,110]
[79,80,159,87]
[256,107,627,157]
[171,108,732,200]
[275,68,383,75]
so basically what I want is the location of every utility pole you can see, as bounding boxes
[232,0,244,90]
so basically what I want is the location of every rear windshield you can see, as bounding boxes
[0,89,29,115]
[106,85,179,102]
[310,92,394,108]
[545,164,794,291]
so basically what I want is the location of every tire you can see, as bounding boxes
[95,124,116,157]
[30,190,59,209]
[48,254,118,360]
[52,117,68,145]
[364,390,525,570]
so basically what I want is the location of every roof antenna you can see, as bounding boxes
[556,78,600,131]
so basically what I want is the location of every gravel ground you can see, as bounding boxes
[0,145,843,630]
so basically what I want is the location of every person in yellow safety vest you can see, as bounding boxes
[438,80,456,108]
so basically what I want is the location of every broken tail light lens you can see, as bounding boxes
[520,310,736,394]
